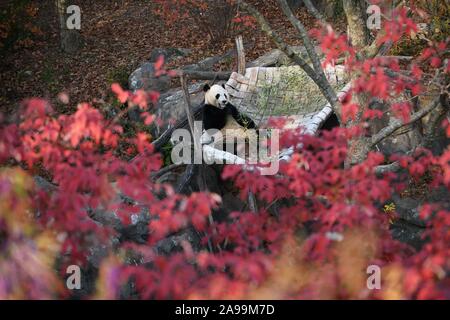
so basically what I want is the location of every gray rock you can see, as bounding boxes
[393,195,426,227]
[393,187,450,228]
[152,82,205,136]
[247,49,286,68]
[149,47,191,63]
[390,187,450,250]
[247,46,313,67]
[426,187,450,207]
[391,220,425,250]
[369,96,423,157]
[128,62,171,93]
[34,176,58,192]
[154,227,201,255]
[390,195,427,250]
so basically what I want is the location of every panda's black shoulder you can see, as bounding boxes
[203,103,226,117]
[202,103,227,131]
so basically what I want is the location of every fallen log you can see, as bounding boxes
[173,70,232,80]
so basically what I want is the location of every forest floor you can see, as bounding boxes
[0,0,346,115]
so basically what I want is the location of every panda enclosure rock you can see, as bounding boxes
[129,62,172,94]
[128,48,191,95]
[390,187,450,250]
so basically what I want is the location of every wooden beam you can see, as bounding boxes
[174,70,232,80]
[236,36,246,75]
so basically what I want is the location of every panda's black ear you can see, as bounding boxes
[203,84,210,92]
[221,83,226,89]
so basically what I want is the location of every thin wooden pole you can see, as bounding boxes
[236,35,246,75]
[180,74,203,166]
[180,74,208,192]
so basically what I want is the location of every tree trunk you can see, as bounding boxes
[289,0,338,18]
[342,0,372,165]
[342,0,371,49]
[287,0,303,10]
[55,0,82,53]
[342,1,425,165]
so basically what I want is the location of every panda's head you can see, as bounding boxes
[203,83,229,109]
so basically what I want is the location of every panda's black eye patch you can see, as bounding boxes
[215,94,220,99]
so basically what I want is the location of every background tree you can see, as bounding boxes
[55,0,82,53]
[240,0,448,165]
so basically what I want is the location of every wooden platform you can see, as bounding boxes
[225,65,349,135]
[200,65,351,166]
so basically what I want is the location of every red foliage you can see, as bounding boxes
[0,3,449,300]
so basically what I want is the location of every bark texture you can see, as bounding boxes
[55,0,83,53]
[342,0,371,49]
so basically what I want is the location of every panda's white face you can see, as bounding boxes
[204,84,229,109]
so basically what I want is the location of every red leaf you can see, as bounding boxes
[154,55,165,72]
[111,83,129,103]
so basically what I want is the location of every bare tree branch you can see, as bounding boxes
[240,1,341,119]
[151,163,183,180]
[374,162,401,176]
[247,192,258,213]
[176,164,196,194]
[180,74,201,153]
[302,0,326,23]
[371,96,442,147]
[179,74,206,193]
[277,0,332,87]
[360,32,393,59]
[424,93,450,149]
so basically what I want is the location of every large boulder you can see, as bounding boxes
[148,47,191,63]
[390,196,426,250]
[369,95,424,157]
[151,82,205,136]
[128,48,191,94]
[126,82,206,136]
[128,62,171,93]
[390,187,450,250]
[248,46,309,67]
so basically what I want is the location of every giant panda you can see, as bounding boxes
[201,83,258,159]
